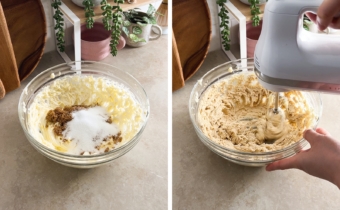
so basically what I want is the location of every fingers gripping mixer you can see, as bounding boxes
[254,0,340,93]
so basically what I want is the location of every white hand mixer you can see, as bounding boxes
[255,0,340,94]
[254,0,340,114]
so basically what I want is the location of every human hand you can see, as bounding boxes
[266,128,340,188]
[305,0,340,30]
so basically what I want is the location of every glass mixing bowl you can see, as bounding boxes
[18,61,150,168]
[189,58,322,166]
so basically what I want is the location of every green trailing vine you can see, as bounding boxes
[51,0,123,56]
[217,0,266,51]
[83,0,95,29]
[52,0,65,52]
[101,0,113,30]
[249,0,261,27]
[111,0,124,56]
[217,0,230,51]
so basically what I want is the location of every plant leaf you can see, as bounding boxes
[129,34,146,43]
[147,4,156,16]
[137,22,147,27]
[123,20,131,27]
[142,16,150,24]
[132,26,142,35]
[122,27,130,36]
[148,17,157,24]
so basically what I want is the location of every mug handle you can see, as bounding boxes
[150,25,162,40]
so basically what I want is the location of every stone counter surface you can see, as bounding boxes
[173,51,340,210]
[0,36,167,209]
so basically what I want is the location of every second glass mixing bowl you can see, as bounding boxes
[189,59,322,166]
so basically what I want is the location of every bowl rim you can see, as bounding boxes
[18,60,150,158]
[188,58,323,156]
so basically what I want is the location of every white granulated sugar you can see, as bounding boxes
[62,106,120,154]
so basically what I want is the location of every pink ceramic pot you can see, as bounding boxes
[246,20,263,58]
[117,36,126,50]
[81,22,126,61]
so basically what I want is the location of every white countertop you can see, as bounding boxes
[0,36,168,209]
[173,50,340,210]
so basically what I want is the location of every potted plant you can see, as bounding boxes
[52,0,65,52]
[216,0,231,51]
[240,0,266,27]
[121,4,162,47]
[51,0,124,56]
[216,0,267,52]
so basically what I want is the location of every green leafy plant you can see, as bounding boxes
[101,0,113,30]
[122,4,157,43]
[83,0,95,29]
[216,0,267,51]
[51,0,124,57]
[110,0,124,56]
[249,0,261,27]
[52,0,65,52]
[217,0,230,51]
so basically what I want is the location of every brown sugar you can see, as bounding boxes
[106,117,112,124]
[46,105,122,154]
[46,105,93,136]
[112,132,122,144]
[104,132,122,144]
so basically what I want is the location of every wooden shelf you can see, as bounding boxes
[61,0,159,23]
[229,0,265,22]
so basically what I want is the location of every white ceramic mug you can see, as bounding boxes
[124,24,162,48]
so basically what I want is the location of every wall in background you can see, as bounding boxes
[206,0,221,52]
[40,0,161,54]
[41,0,57,53]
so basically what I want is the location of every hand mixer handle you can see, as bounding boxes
[255,0,323,73]
[297,7,340,68]
[254,0,340,93]
[265,0,321,15]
